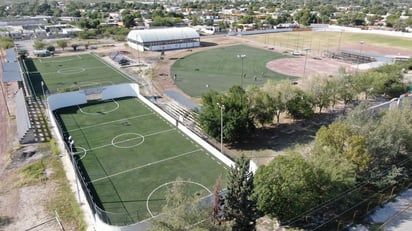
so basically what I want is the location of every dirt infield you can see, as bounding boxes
[266,56,353,78]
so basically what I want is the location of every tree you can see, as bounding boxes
[261,80,293,126]
[336,74,357,110]
[285,88,315,120]
[313,122,370,178]
[294,8,318,25]
[198,86,254,143]
[354,72,375,99]
[247,86,275,127]
[56,40,68,51]
[306,76,333,113]
[254,154,324,221]
[222,86,254,142]
[0,36,14,49]
[71,44,79,51]
[198,89,224,140]
[121,9,137,28]
[33,40,46,50]
[149,178,230,231]
[17,50,28,59]
[46,45,55,52]
[339,103,412,187]
[224,155,258,231]
[362,106,412,187]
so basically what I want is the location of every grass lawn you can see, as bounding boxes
[171,44,296,98]
[22,54,132,99]
[54,97,228,225]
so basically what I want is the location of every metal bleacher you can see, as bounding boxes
[14,89,36,143]
[158,100,205,138]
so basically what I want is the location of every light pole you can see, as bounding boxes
[41,81,45,101]
[237,54,246,88]
[217,103,225,154]
[303,48,311,77]
[357,41,364,73]
[69,138,81,203]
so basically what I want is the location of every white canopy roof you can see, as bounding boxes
[128,27,199,43]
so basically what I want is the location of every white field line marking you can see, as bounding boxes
[68,113,153,132]
[81,128,176,152]
[39,55,82,64]
[90,148,203,183]
[38,66,105,75]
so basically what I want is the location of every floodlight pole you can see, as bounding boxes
[303,48,311,78]
[69,139,81,203]
[41,81,45,101]
[217,103,225,154]
[237,54,246,88]
[357,41,364,73]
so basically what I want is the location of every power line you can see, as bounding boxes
[284,156,412,228]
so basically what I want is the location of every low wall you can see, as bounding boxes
[138,95,234,168]
[48,83,140,111]
[369,93,412,113]
[46,83,234,231]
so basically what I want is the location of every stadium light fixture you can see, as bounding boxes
[217,103,225,154]
[41,81,45,101]
[69,139,81,203]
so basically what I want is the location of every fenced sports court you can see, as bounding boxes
[25,54,230,227]
[22,53,132,100]
[54,96,228,225]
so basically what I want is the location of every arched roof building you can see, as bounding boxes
[127,27,200,52]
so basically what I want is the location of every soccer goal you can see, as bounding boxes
[81,84,104,102]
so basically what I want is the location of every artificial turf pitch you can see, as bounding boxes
[23,53,132,99]
[54,97,228,224]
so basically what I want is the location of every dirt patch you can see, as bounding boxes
[0,63,68,230]
[266,56,352,78]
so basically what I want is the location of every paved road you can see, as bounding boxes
[370,189,412,231]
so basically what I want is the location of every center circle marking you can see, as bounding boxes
[57,67,86,74]
[146,181,212,217]
[78,100,119,115]
[112,133,144,148]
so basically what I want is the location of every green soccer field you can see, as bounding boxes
[171,44,295,97]
[54,97,228,225]
[22,54,132,99]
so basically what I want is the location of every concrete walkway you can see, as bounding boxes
[370,189,412,230]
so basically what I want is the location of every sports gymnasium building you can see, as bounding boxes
[127,27,200,52]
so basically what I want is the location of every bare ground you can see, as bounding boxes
[0,74,64,230]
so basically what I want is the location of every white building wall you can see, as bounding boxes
[149,42,200,51]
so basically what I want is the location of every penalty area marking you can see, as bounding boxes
[73,147,87,160]
[111,133,144,148]
[146,180,212,217]
[90,148,202,183]
[57,67,86,74]
[78,100,120,115]
[39,55,82,64]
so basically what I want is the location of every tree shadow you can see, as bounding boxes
[228,113,334,153]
